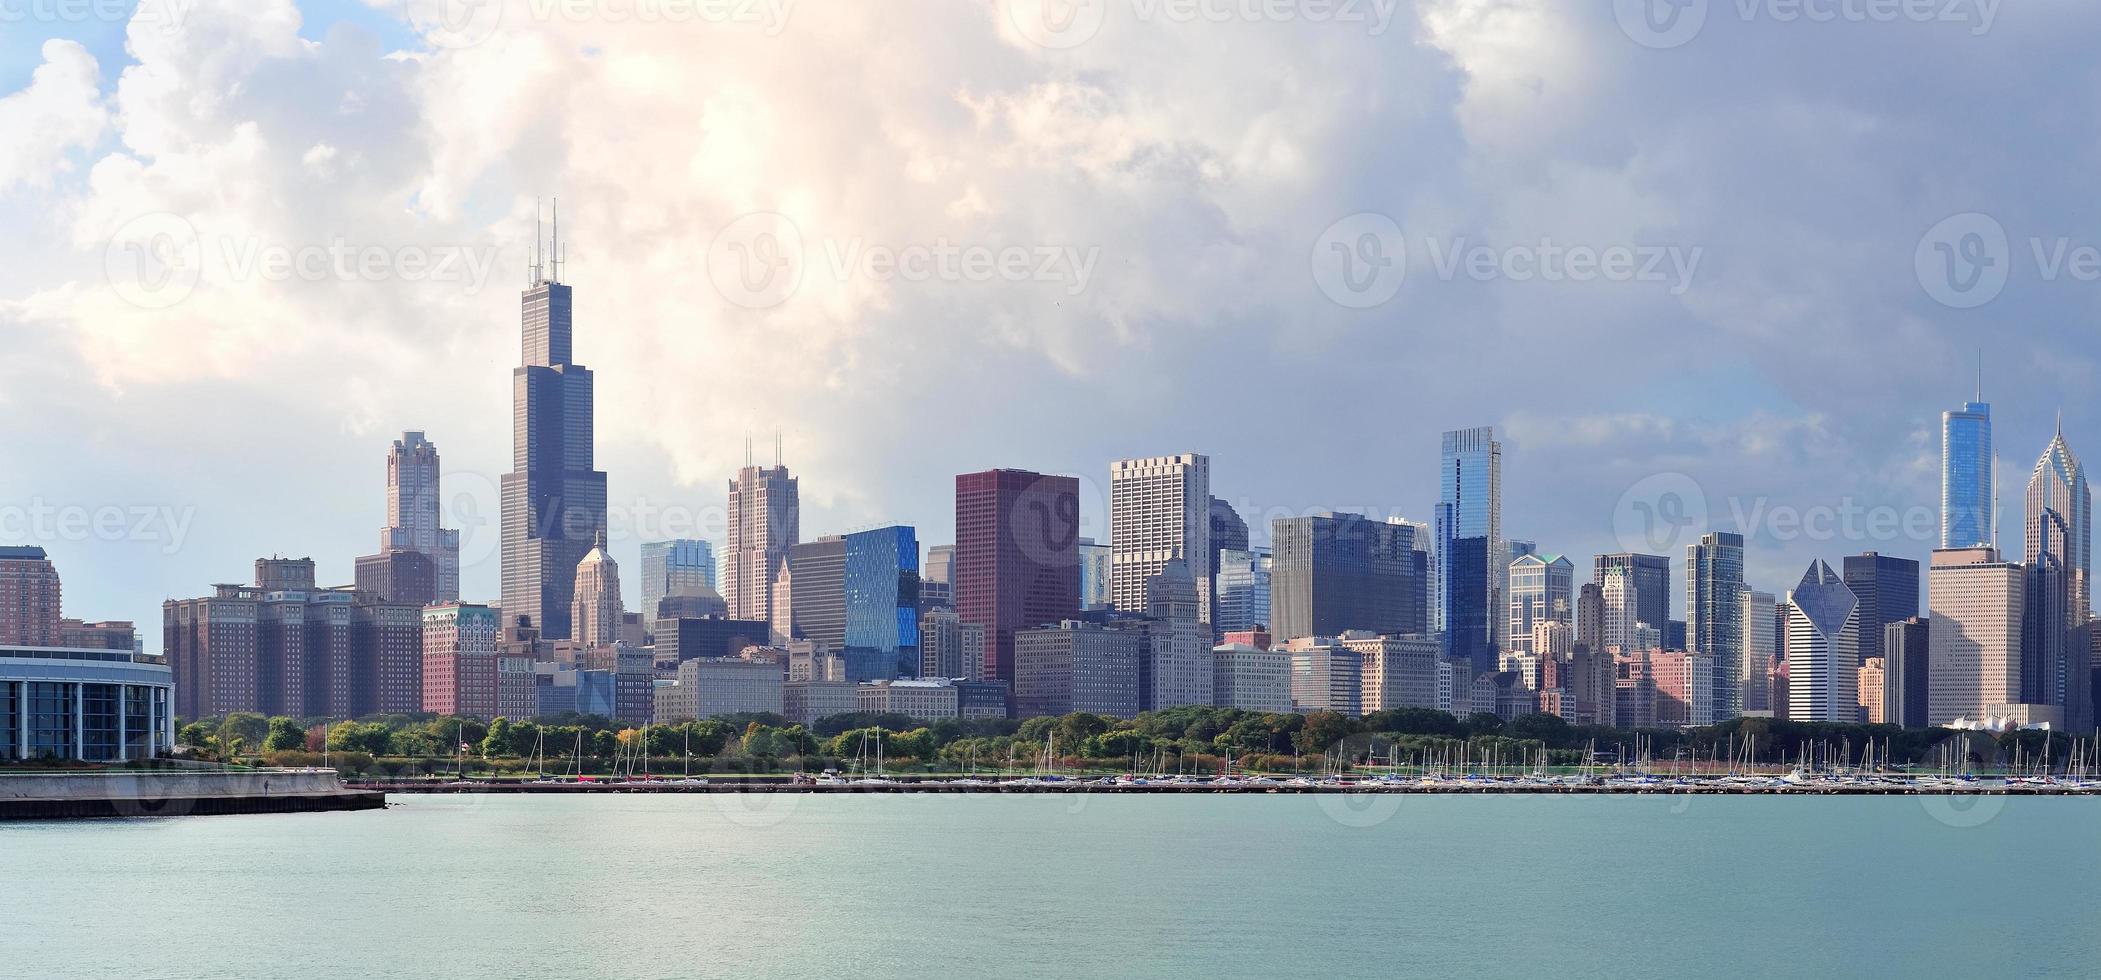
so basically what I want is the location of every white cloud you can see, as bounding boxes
[4,0,2100,634]
[0,40,109,191]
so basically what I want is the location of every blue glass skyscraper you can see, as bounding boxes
[1437,427,1502,669]
[844,525,922,680]
[1942,397,1994,549]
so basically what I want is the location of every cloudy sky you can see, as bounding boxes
[2,0,2096,647]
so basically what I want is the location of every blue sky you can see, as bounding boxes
[1,0,2096,648]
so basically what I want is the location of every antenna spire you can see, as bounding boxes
[531,197,543,285]
[1975,348,1982,403]
[550,197,562,284]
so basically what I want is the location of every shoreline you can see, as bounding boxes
[355,776,2100,797]
[0,769,385,821]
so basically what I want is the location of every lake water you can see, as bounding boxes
[3,792,2097,978]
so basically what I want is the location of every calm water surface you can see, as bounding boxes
[3,792,2097,979]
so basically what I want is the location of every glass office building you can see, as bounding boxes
[843,525,921,680]
[1213,548,1272,635]
[1943,400,1994,549]
[1436,427,1502,656]
[1,646,174,762]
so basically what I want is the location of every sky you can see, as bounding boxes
[2,0,2097,652]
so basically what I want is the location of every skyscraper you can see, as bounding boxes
[780,536,847,654]
[1144,560,1211,710]
[1213,547,1272,635]
[1208,496,1248,624]
[1270,513,1424,643]
[1686,532,1745,718]
[1594,553,1671,643]
[1600,566,1642,653]
[1077,538,1113,611]
[842,525,921,681]
[1740,589,1777,714]
[954,469,1082,688]
[1785,560,1859,723]
[2022,422,2091,726]
[1110,453,1212,622]
[1436,427,1502,657]
[1942,395,1995,550]
[724,455,800,626]
[0,546,61,647]
[500,213,608,641]
[373,431,461,603]
[569,533,623,648]
[639,539,715,625]
[1841,551,1920,672]
[165,566,422,721]
[1927,547,2025,725]
[1506,553,1573,656]
[421,602,499,719]
[1575,582,1604,653]
[1884,617,1930,728]
[921,544,956,611]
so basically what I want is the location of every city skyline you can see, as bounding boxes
[10,353,2095,657]
[4,3,2099,657]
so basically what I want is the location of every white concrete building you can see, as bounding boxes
[857,678,960,720]
[1110,453,1211,622]
[1785,561,1860,723]
[1211,643,1290,713]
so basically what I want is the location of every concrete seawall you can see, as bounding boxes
[0,769,385,820]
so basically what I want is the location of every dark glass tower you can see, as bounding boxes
[1269,513,1424,643]
[1841,551,1920,670]
[1595,553,1671,641]
[500,213,608,641]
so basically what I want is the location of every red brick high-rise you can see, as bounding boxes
[164,560,423,721]
[0,546,62,646]
[954,470,1081,690]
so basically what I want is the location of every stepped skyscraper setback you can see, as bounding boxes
[500,206,608,641]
